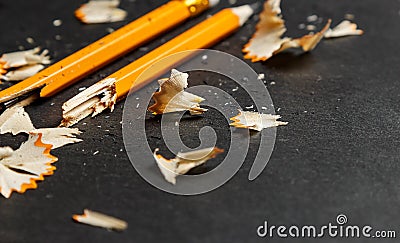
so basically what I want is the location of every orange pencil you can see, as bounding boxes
[0,0,219,106]
[61,3,259,127]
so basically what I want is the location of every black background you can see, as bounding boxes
[1,0,400,242]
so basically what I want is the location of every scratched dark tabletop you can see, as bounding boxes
[1,0,400,242]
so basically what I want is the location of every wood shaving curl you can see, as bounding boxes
[75,0,127,24]
[0,47,50,81]
[324,20,364,38]
[0,106,82,198]
[1,64,44,81]
[230,110,287,131]
[0,134,57,198]
[73,209,128,231]
[154,147,223,184]
[148,69,207,115]
[243,0,331,62]
[0,106,82,149]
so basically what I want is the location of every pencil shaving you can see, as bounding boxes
[0,47,50,81]
[274,20,331,54]
[243,0,331,62]
[1,64,44,81]
[243,0,289,61]
[0,133,57,198]
[61,78,117,127]
[73,209,128,231]
[0,47,50,69]
[230,110,287,131]
[294,20,331,51]
[31,128,82,149]
[75,0,127,24]
[0,106,82,148]
[324,20,364,38]
[0,106,35,135]
[154,147,223,184]
[148,69,207,115]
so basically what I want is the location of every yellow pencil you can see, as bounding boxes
[61,3,259,127]
[0,0,218,106]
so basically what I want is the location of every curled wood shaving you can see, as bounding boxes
[61,78,117,127]
[148,69,208,115]
[275,20,331,54]
[324,20,364,38]
[0,106,35,135]
[0,47,50,69]
[0,133,57,198]
[31,128,82,149]
[243,0,331,62]
[75,0,127,24]
[154,147,223,184]
[243,0,289,61]
[1,64,44,81]
[230,110,287,131]
[0,106,82,148]
[0,47,50,81]
[73,209,128,231]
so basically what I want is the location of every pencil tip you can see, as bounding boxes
[231,3,258,26]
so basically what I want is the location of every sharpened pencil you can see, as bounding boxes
[0,0,219,105]
[61,3,259,127]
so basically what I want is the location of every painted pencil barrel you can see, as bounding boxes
[41,1,190,97]
[113,8,240,99]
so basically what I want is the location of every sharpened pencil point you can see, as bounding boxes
[231,3,257,26]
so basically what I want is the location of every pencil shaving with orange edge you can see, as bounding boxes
[0,134,57,198]
[73,209,128,231]
[148,69,207,115]
[243,0,331,62]
[75,0,127,24]
[0,48,50,81]
[154,147,224,184]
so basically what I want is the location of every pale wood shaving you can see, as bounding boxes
[0,47,50,69]
[0,106,82,148]
[243,0,289,62]
[73,209,128,231]
[148,69,207,115]
[31,128,82,149]
[0,106,35,135]
[1,64,44,81]
[230,110,287,131]
[154,147,223,184]
[324,20,364,38]
[0,47,50,81]
[0,134,57,198]
[75,0,127,24]
[243,0,331,62]
[275,20,331,54]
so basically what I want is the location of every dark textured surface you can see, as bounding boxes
[1,0,400,242]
